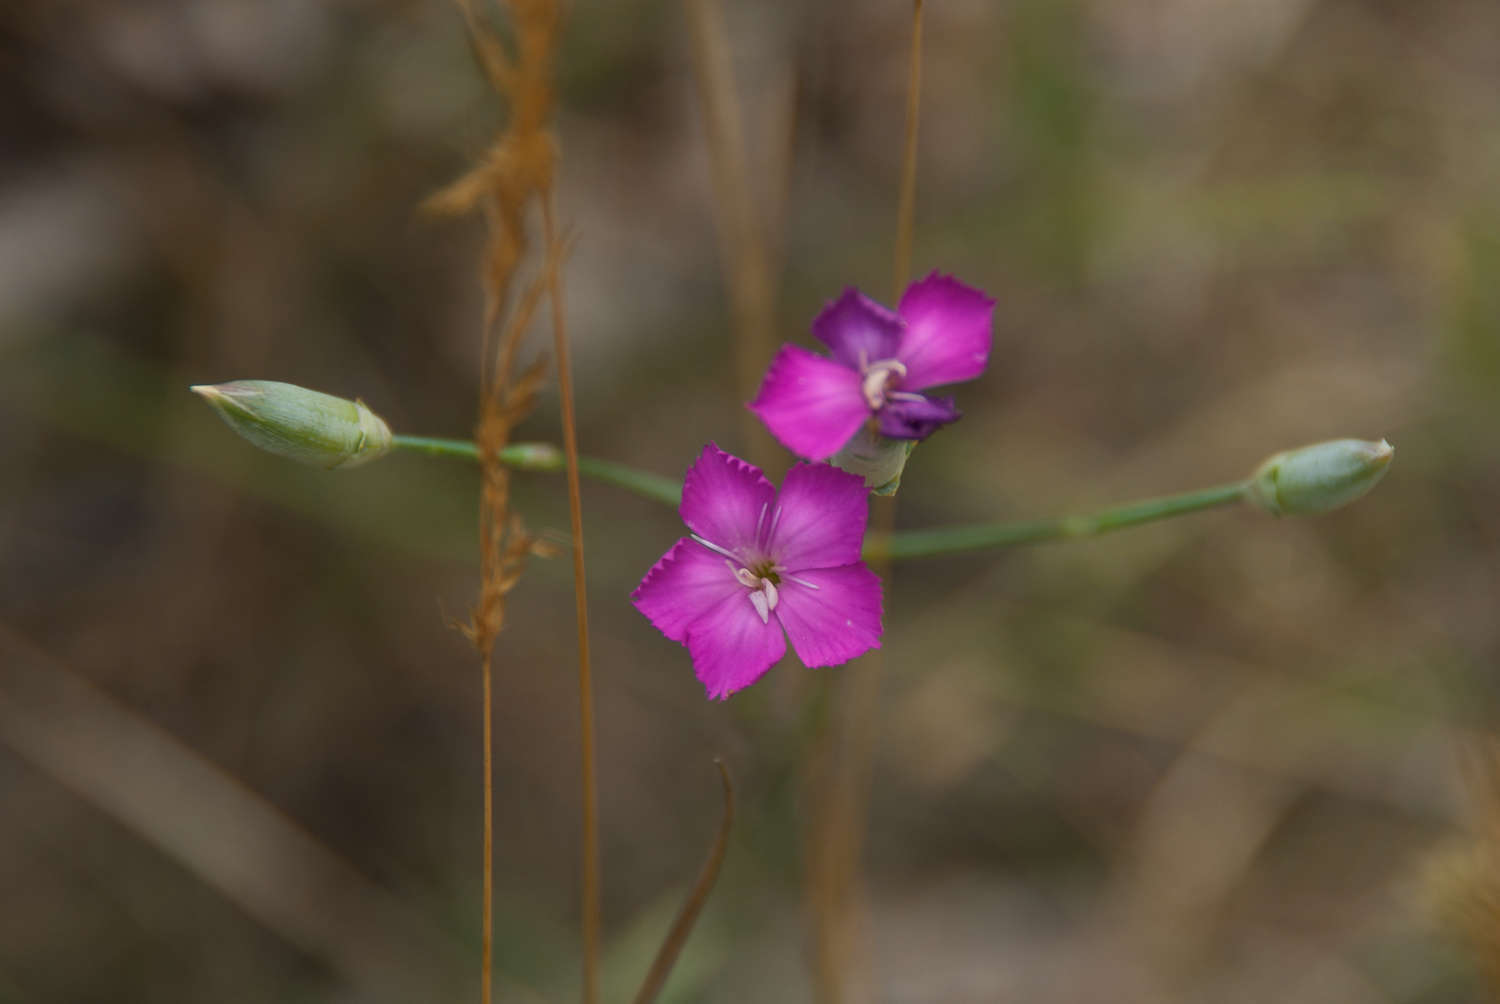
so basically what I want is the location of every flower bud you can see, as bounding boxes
[192,380,393,469]
[1245,438,1394,516]
[831,426,916,496]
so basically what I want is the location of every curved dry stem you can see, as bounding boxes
[632,761,736,1004]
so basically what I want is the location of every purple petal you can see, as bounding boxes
[775,564,883,669]
[679,443,775,555]
[748,345,871,461]
[895,273,995,390]
[812,288,905,370]
[769,462,869,572]
[684,588,788,699]
[876,393,960,441]
[632,538,743,644]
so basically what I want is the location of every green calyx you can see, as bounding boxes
[831,426,918,496]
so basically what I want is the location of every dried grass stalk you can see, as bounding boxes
[426,2,580,1001]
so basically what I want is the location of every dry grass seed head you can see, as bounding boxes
[428,0,563,659]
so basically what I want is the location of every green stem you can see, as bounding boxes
[393,435,682,507]
[864,481,1249,560]
[391,435,1248,559]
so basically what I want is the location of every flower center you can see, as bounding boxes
[690,513,819,627]
[733,566,780,624]
[860,358,907,409]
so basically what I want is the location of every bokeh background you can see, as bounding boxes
[3,0,1499,1001]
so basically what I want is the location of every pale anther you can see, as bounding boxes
[861,358,908,409]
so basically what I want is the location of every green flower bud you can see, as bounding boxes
[1245,438,1394,516]
[831,426,917,496]
[191,380,393,469]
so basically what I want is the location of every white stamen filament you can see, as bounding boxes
[692,533,741,562]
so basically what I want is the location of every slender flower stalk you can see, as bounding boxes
[392,436,683,506]
[195,393,1397,563]
[388,438,1321,549]
[868,480,1252,560]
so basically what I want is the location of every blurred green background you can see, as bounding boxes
[2,0,1498,1001]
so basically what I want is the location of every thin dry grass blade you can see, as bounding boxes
[632,760,736,1004]
[0,627,461,1003]
[683,0,778,467]
[540,192,602,1004]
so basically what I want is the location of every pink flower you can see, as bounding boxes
[632,444,884,699]
[748,273,995,460]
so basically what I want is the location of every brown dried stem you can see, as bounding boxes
[541,191,602,1004]
[429,2,565,1001]
[811,5,924,1001]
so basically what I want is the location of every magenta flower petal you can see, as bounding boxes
[876,392,960,441]
[812,288,905,370]
[679,443,775,555]
[747,345,870,460]
[895,273,995,391]
[631,538,744,644]
[769,462,869,570]
[775,565,883,668]
[685,589,787,699]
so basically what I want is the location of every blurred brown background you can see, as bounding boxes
[2,0,1498,1001]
